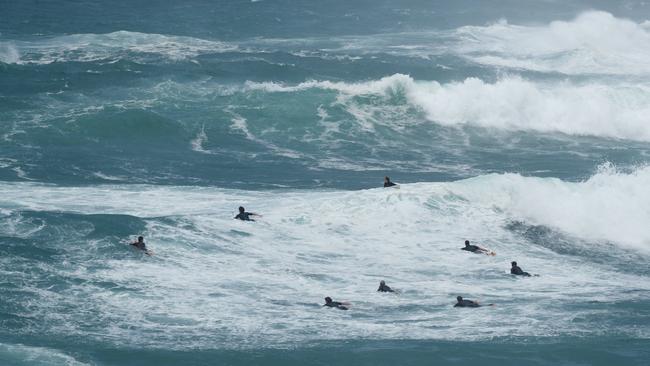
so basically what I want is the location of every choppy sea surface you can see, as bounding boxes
[1,1,649,365]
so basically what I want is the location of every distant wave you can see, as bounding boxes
[0,31,238,65]
[3,11,649,76]
[453,11,650,75]
[246,73,650,142]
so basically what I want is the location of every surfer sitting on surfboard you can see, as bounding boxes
[377,280,397,293]
[235,206,258,221]
[511,261,532,276]
[323,297,350,310]
[383,176,397,187]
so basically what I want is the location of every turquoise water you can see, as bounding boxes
[1,1,650,365]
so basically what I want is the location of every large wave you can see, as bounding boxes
[246,73,650,141]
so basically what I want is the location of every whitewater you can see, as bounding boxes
[1,1,650,365]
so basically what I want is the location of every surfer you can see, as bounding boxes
[131,236,147,250]
[377,280,395,293]
[383,176,397,187]
[235,206,258,221]
[461,240,491,254]
[511,261,532,277]
[130,236,152,255]
[323,297,349,310]
[454,296,490,308]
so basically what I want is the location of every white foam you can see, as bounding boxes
[190,125,210,154]
[1,167,649,348]
[229,113,304,159]
[0,343,88,366]
[0,42,20,64]
[8,31,238,64]
[451,163,650,253]
[454,11,650,75]
[246,73,650,141]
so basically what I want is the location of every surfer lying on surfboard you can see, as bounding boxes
[461,240,496,256]
[323,297,350,310]
[511,261,537,276]
[234,206,260,221]
[454,296,494,308]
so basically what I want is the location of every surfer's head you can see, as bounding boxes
[384,176,390,182]
[239,206,245,213]
[464,240,470,247]
[457,296,463,302]
[324,297,332,304]
[511,261,517,266]
[380,280,386,286]
[138,236,144,243]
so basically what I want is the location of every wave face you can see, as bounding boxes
[2,1,650,365]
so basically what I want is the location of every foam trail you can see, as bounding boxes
[246,74,650,142]
[0,42,20,64]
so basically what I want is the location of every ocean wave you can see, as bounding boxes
[245,73,650,141]
[1,165,649,252]
[448,163,650,253]
[453,11,650,75]
[2,30,238,65]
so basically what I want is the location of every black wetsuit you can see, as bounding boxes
[511,266,531,277]
[454,299,480,308]
[235,212,255,221]
[378,284,395,293]
[324,301,348,310]
[384,181,396,187]
[131,242,146,251]
[461,245,482,253]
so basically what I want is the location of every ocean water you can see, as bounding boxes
[1,1,650,365]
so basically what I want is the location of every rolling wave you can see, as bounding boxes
[246,73,650,141]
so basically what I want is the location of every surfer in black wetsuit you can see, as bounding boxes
[130,236,152,255]
[377,280,395,293]
[323,297,349,310]
[461,240,489,254]
[454,296,481,308]
[235,206,258,221]
[131,236,147,251]
[511,261,531,277]
[384,176,396,187]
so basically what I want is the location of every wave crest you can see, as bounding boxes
[246,74,650,141]
[455,11,650,75]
